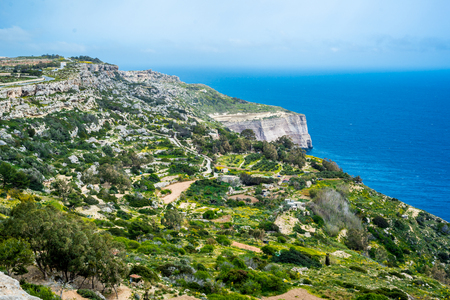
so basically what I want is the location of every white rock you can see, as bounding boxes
[68,155,79,164]
[0,271,42,300]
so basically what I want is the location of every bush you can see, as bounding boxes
[84,196,99,205]
[220,269,249,286]
[345,228,368,251]
[277,236,287,243]
[373,216,389,228]
[350,265,367,273]
[77,289,103,300]
[20,281,59,300]
[273,248,321,268]
[355,294,389,300]
[312,215,324,227]
[128,265,159,282]
[309,188,362,236]
[200,245,214,253]
[203,210,216,220]
[127,240,140,249]
[258,221,279,232]
[125,195,153,208]
[137,245,161,255]
[241,280,262,295]
[261,245,277,256]
[216,235,232,246]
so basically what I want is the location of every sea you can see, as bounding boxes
[125,66,450,221]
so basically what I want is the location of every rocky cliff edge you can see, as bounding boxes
[211,111,313,149]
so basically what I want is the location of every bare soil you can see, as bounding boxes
[231,241,262,253]
[211,214,232,223]
[228,194,259,204]
[262,288,323,300]
[163,181,195,204]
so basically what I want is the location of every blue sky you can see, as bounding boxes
[1,0,450,70]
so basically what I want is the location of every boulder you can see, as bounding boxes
[0,271,42,300]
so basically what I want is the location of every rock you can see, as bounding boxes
[211,111,313,149]
[68,155,79,164]
[102,206,113,213]
[94,291,106,300]
[0,271,42,300]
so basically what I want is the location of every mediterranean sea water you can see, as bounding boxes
[129,66,450,221]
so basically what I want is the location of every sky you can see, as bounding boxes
[1,0,450,70]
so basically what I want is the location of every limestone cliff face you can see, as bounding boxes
[211,112,312,149]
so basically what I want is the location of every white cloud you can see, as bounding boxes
[0,26,31,42]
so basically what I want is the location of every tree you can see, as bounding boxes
[241,129,256,140]
[52,179,72,202]
[162,209,183,230]
[262,142,278,161]
[0,238,34,275]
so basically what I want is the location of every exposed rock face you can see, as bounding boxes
[211,112,312,148]
[0,272,42,300]
[119,69,180,83]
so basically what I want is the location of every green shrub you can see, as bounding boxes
[128,265,159,282]
[261,245,277,256]
[277,236,287,243]
[258,221,279,232]
[200,245,214,253]
[77,289,103,300]
[84,196,99,205]
[203,210,216,220]
[355,294,389,300]
[373,216,389,228]
[220,269,249,286]
[127,240,140,249]
[20,281,59,300]
[208,292,255,300]
[241,280,262,295]
[273,248,321,268]
[232,257,247,269]
[293,224,306,234]
[350,265,367,273]
[312,215,324,227]
[345,228,368,251]
[216,235,232,246]
[137,245,161,255]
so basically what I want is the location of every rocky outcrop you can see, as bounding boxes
[0,64,118,99]
[0,272,41,300]
[119,69,180,83]
[211,111,312,148]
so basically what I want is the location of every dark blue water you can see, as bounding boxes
[137,66,450,221]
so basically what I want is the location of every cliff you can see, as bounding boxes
[211,111,313,148]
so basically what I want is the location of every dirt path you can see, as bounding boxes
[262,288,324,300]
[106,285,132,300]
[231,241,262,253]
[59,290,89,300]
[163,181,195,204]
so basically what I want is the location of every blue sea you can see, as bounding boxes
[128,66,450,221]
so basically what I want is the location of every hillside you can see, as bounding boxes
[0,57,449,300]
